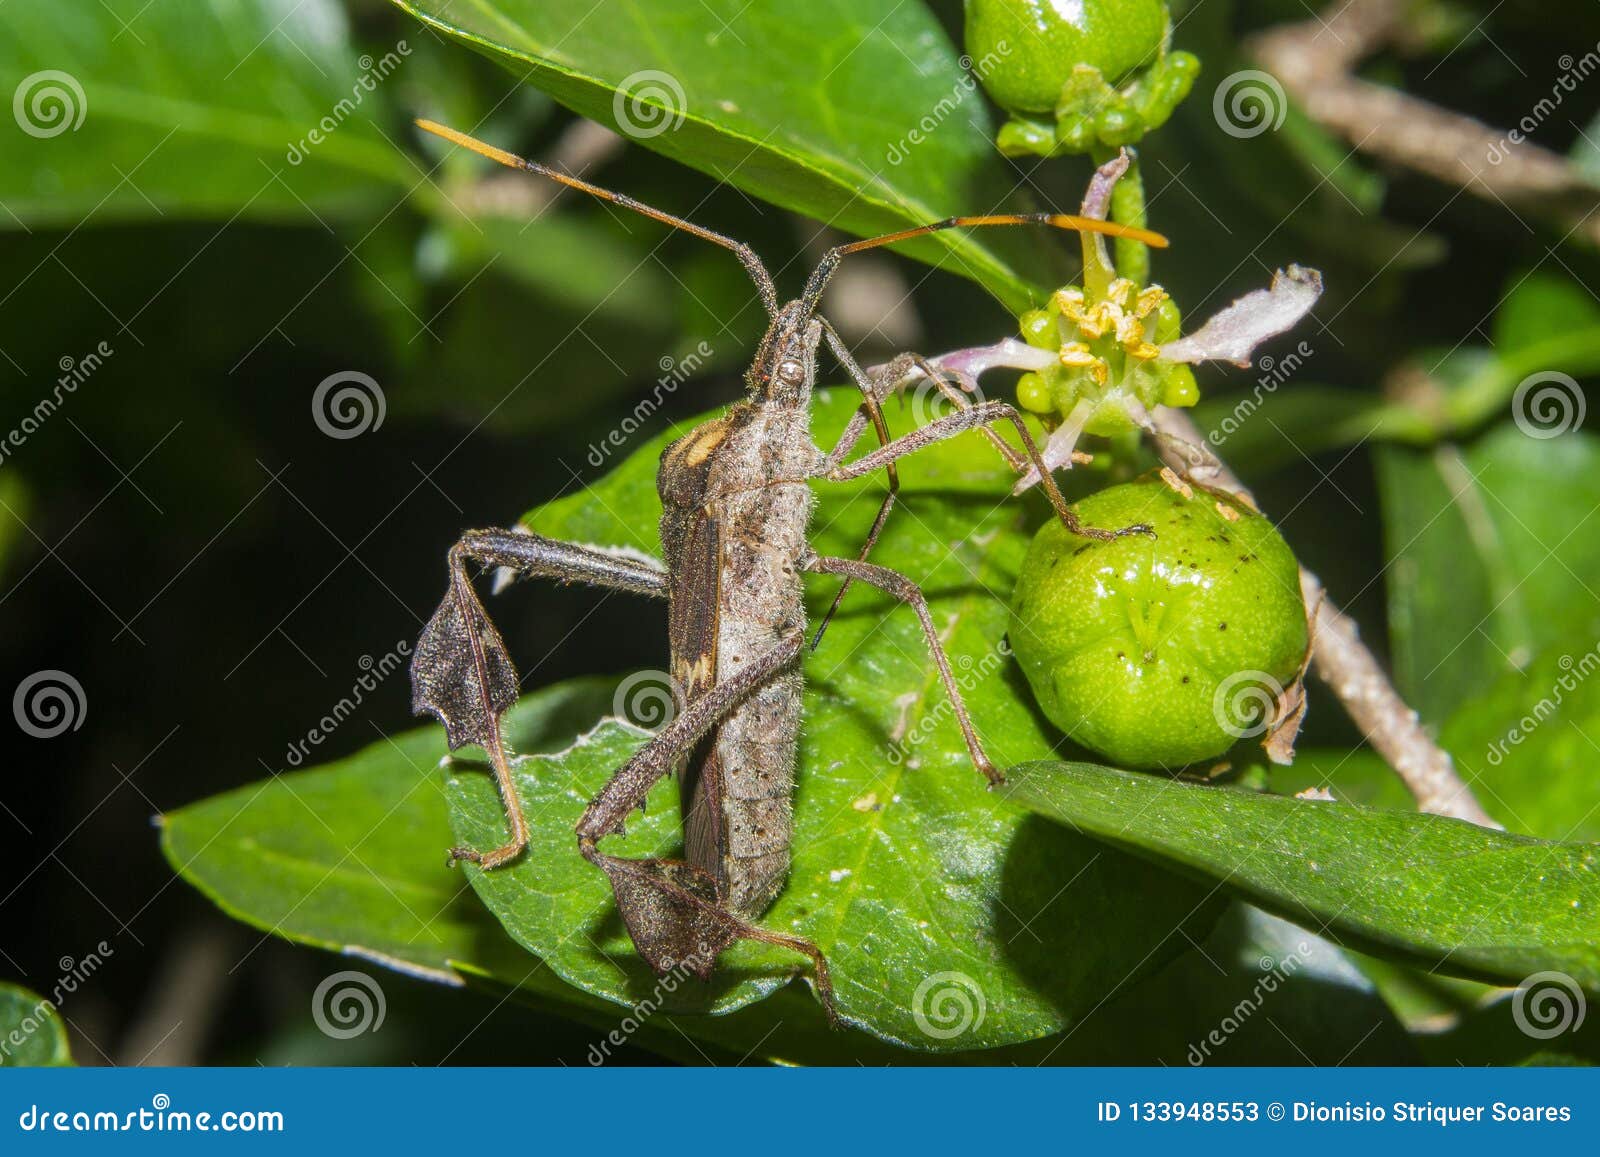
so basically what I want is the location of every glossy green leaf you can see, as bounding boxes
[0,0,412,228]
[1379,423,1600,726]
[1437,646,1600,843]
[166,668,1413,1062]
[161,679,621,991]
[1067,904,1416,1066]
[387,0,1062,311]
[0,983,72,1067]
[1005,761,1600,991]
[1494,269,1600,353]
[442,387,1217,1048]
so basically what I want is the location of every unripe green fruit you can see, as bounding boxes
[1009,475,1308,769]
[966,0,1168,113]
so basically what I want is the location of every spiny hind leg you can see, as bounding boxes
[411,528,668,869]
[574,630,837,1022]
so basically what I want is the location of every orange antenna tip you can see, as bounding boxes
[414,118,527,171]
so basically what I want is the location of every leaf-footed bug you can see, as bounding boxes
[408,119,1164,1023]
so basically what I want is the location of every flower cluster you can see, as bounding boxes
[921,153,1323,481]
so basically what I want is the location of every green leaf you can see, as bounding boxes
[1005,761,1600,991]
[0,0,410,228]
[1379,423,1600,724]
[161,678,621,990]
[1494,269,1600,353]
[1066,904,1416,1066]
[443,387,1217,1048]
[0,983,72,1067]
[387,0,1062,311]
[1437,646,1600,843]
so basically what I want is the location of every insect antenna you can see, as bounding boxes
[416,119,781,316]
[800,213,1168,313]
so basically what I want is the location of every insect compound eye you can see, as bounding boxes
[776,358,805,386]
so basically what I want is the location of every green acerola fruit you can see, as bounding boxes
[1009,474,1308,769]
[966,0,1168,112]
[967,0,1199,156]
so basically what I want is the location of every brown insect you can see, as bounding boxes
[408,119,1163,1022]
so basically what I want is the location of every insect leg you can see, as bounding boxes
[809,326,905,650]
[574,630,837,1022]
[412,529,668,869]
[803,553,1002,786]
[824,400,1153,542]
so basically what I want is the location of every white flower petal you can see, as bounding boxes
[1012,399,1096,492]
[1159,265,1323,368]
[930,337,1056,378]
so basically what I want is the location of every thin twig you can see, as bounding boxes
[1251,0,1600,244]
[1151,406,1499,828]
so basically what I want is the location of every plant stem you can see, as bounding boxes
[1091,146,1151,287]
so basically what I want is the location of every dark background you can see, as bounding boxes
[2,0,1598,1063]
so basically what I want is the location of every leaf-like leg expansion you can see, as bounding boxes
[825,400,1152,542]
[575,630,836,1023]
[412,529,669,869]
[804,553,1002,786]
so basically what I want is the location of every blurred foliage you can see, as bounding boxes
[1,0,1598,1065]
